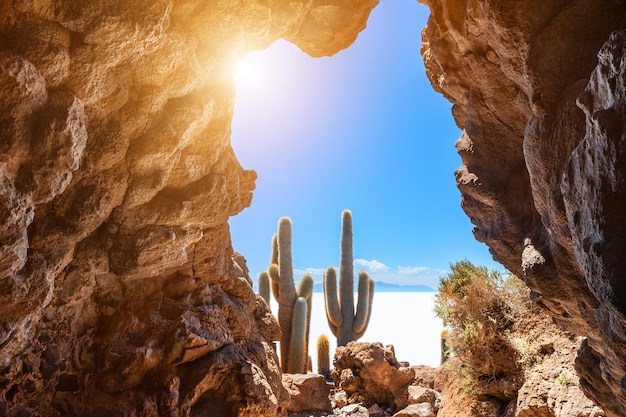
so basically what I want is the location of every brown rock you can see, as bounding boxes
[420,0,626,414]
[393,403,436,417]
[340,403,370,416]
[332,389,350,408]
[332,342,416,411]
[282,373,333,413]
[505,334,606,417]
[368,403,385,415]
[407,386,439,408]
[0,1,379,415]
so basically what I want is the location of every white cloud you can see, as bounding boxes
[294,267,328,279]
[354,259,389,272]
[397,266,429,275]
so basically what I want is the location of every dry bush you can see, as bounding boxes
[435,261,526,388]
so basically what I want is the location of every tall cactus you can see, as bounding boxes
[323,210,375,346]
[267,217,313,373]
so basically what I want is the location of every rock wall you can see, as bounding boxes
[0,1,378,415]
[419,1,626,415]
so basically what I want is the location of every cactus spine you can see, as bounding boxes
[317,334,330,378]
[267,217,313,373]
[323,210,375,346]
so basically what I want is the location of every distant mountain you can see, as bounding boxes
[312,281,435,293]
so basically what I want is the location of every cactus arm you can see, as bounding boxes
[258,271,271,306]
[305,291,312,371]
[287,296,308,374]
[268,263,280,302]
[270,232,278,264]
[355,276,375,340]
[269,233,280,302]
[323,267,342,329]
[353,271,371,334]
[296,274,314,299]
[297,274,314,371]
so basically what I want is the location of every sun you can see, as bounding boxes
[234,56,256,85]
[233,51,270,90]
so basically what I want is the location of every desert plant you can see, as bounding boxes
[323,210,375,346]
[317,334,330,378]
[434,260,519,381]
[508,334,542,366]
[557,372,574,385]
[444,359,479,396]
[264,217,313,373]
[440,329,450,365]
[258,271,271,306]
[287,297,308,373]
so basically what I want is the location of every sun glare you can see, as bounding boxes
[234,56,257,85]
[233,51,273,91]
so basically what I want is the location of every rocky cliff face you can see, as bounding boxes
[0,1,377,415]
[419,1,626,415]
[3,0,626,416]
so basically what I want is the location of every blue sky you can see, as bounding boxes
[228,0,504,289]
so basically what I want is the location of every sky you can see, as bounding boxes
[228,0,505,290]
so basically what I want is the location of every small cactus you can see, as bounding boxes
[441,329,450,365]
[323,210,375,346]
[317,334,330,378]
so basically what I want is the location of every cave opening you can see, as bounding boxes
[227,0,504,370]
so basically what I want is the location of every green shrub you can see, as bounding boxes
[508,335,542,366]
[557,372,574,385]
[434,260,522,383]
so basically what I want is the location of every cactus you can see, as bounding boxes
[269,234,280,302]
[258,271,271,306]
[317,334,330,378]
[440,329,450,365]
[265,217,313,373]
[287,296,308,374]
[323,210,375,346]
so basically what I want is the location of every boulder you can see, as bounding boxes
[340,403,371,416]
[408,385,440,404]
[332,342,416,411]
[393,403,436,417]
[282,373,333,413]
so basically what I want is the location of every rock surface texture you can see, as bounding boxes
[331,342,416,412]
[282,373,333,414]
[419,1,626,415]
[0,1,378,416]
